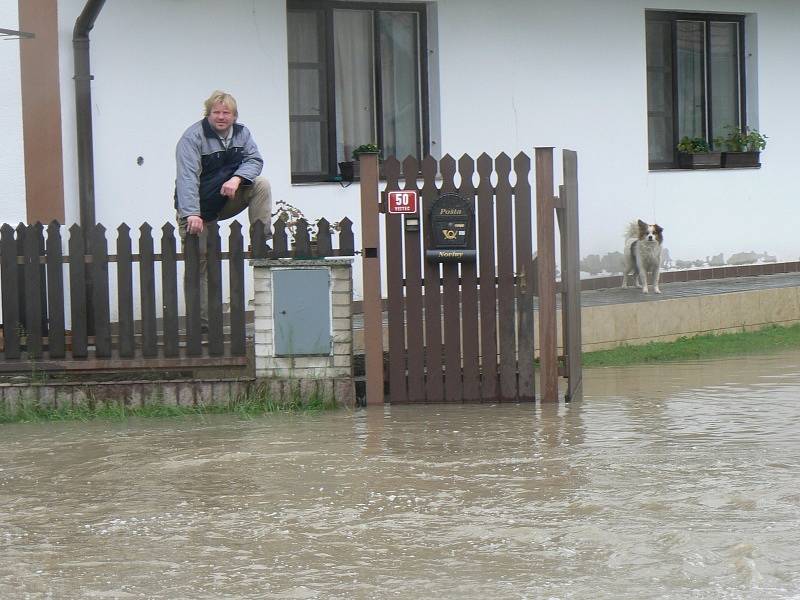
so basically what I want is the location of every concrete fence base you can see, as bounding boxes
[0,377,355,414]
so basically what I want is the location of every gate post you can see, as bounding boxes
[359,153,384,405]
[535,147,559,402]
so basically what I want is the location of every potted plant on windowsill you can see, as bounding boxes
[716,126,767,168]
[677,137,722,169]
[338,143,381,182]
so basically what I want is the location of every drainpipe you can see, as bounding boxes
[73,0,106,229]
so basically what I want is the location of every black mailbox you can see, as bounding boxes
[426,192,476,263]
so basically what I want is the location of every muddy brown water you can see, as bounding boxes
[2,351,800,599]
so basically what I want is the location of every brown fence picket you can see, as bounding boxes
[89,225,111,358]
[15,224,27,333]
[206,222,224,356]
[476,153,498,400]
[1,224,21,359]
[23,224,43,359]
[495,154,517,400]
[316,218,333,257]
[46,221,66,359]
[560,150,582,401]
[251,219,268,259]
[161,223,179,358]
[184,232,202,356]
[293,218,311,257]
[229,221,246,356]
[383,157,407,404]
[338,217,354,256]
[457,154,480,401]
[68,224,88,358]
[116,224,135,358]
[421,155,443,402]
[272,219,289,257]
[139,224,157,358]
[514,153,535,401]
[440,154,463,402]
[401,156,425,403]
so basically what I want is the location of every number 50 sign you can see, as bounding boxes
[387,191,418,214]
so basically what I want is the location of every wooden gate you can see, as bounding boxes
[360,148,582,404]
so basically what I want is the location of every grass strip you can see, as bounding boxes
[0,383,338,425]
[582,323,800,368]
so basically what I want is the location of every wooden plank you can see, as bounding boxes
[421,155,443,402]
[206,222,224,356]
[36,223,47,337]
[514,153,535,402]
[338,217,355,256]
[23,224,43,358]
[562,149,583,401]
[536,147,558,402]
[1,224,21,359]
[16,223,27,333]
[316,218,333,257]
[293,218,311,258]
[250,219,268,259]
[67,224,88,358]
[45,222,66,359]
[440,155,462,402]
[271,219,289,257]
[402,156,425,403]
[458,154,480,402]
[161,223,179,358]
[383,156,408,404]
[495,153,517,400]
[116,223,135,358]
[476,153,498,401]
[229,221,246,356]
[139,223,158,358]
[184,231,202,356]
[359,152,384,405]
[90,224,111,358]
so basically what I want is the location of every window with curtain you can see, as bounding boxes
[645,11,746,169]
[288,2,427,182]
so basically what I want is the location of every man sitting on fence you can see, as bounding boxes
[174,90,272,329]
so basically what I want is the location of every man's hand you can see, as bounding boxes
[186,215,204,235]
[220,176,242,199]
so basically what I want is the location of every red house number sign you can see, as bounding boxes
[387,191,418,214]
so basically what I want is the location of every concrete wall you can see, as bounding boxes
[2,0,799,299]
[0,0,27,225]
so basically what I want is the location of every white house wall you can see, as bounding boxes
[11,0,799,302]
[0,0,26,225]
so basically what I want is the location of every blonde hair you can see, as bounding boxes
[203,90,238,118]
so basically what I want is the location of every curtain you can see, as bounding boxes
[646,21,674,163]
[676,21,705,142]
[288,10,326,174]
[334,10,375,164]
[379,12,421,161]
[710,22,741,140]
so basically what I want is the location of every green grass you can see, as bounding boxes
[582,323,800,368]
[0,383,338,425]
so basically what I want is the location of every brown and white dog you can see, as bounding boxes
[622,219,664,294]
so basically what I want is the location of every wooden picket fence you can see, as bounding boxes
[0,217,354,375]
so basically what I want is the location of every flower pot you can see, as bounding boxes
[721,151,761,168]
[678,151,722,169]
[338,161,356,181]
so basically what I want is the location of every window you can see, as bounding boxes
[287,1,428,182]
[646,11,746,169]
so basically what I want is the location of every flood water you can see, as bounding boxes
[2,352,800,599]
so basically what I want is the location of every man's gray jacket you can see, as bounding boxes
[174,118,264,221]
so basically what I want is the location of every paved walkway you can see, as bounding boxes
[577,272,800,308]
[353,272,800,324]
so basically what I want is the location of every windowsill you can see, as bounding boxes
[649,165,762,172]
